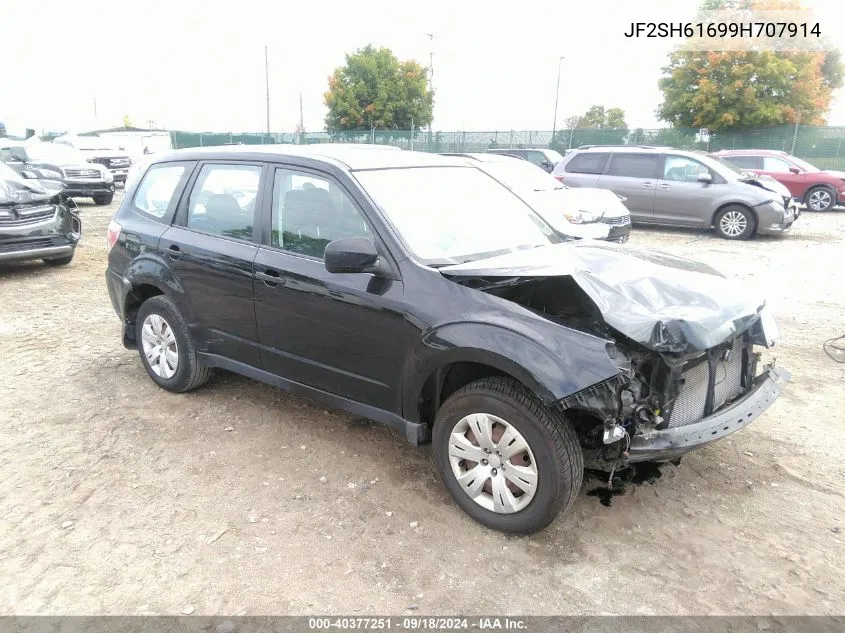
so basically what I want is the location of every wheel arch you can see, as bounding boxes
[711,201,758,232]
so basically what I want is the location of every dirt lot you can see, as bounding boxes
[1,193,844,616]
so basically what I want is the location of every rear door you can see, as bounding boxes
[596,152,660,221]
[653,154,720,226]
[159,161,264,366]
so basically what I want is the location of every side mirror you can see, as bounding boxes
[697,172,713,184]
[789,166,801,174]
[324,236,379,274]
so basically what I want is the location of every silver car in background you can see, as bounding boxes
[552,145,798,240]
[443,153,632,242]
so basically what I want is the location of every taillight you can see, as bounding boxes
[554,175,565,182]
[107,219,122,251]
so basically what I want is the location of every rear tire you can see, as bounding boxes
[93,194,114,206]
[432,377,583,534]
[714,205,755,240]
[805,186,836,211]
[135,295,211,393]
[43,252,74,266]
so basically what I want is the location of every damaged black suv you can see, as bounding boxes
[105,146,790,534]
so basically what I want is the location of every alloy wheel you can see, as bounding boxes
[719,210,748,237]
[808,189,832,211]
[447,413,538,514]
[141,314,179,379]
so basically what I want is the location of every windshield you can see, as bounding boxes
[545,149,564,163]
[479,159,564,192]
[706,154,746,177]
[25,143,88,164]
[788,155,820,172]
[354,166,560,265]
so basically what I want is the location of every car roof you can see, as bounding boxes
[573,145,676,154]
[712,149,789,156]
[440,152,521,163]
[487,148,547,152]
[146,144,467,171]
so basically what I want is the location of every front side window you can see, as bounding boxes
[186,163,261,241]
[133,163,188,219]
[762,156,793,173]
[663,155,711,182]
[354,166,559,265]
[606,153,660,179]
[271,168,372,259]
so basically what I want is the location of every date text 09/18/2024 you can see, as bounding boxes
[308,617,527,630]
[623,21,821,38]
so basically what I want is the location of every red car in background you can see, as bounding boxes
[712,149,845,211]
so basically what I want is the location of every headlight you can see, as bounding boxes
[36,168,63,180]
[101,167,113,183]
[562,209,603,224]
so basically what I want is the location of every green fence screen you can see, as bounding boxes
[170,126,845,170]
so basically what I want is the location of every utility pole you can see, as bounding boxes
[265,45,271,135]
[425,33,435,131]
[790,109,801,155]
[552,56,564,141]
[93,97,97,118]
[299,93,304,143]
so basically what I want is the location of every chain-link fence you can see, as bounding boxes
[170,126,845,169]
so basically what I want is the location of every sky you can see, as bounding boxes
[3,0,845,134]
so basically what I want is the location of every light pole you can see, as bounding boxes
[552,56,564,141]
[265,45,271,135]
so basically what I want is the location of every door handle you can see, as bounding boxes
[166,244,183,259]
[255,270,285,287]
[642,181,654,188]
[658,183,671,190]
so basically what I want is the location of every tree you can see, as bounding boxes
[324,45,433,132]
[577,105,628,129]
[657,0,844,130]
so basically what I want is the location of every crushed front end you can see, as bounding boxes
[558,327,790,470]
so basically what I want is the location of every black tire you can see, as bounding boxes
[805,185,836,212]
[93,194,114,206]
[43,252,74,266]
[135,295,211,393]
[714,205,755,240]
[432,377,583,535]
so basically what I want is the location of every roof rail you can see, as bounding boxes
[576,144,662,150]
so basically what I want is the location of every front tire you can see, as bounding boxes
[135,295,211,392]
[93,194,114,206]
[432,377,583,534]
[805,186,836,211]
[714,205,755,240]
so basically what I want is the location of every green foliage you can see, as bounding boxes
[324,45,433,132]
[578,105,628,129]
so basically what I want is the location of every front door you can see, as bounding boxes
[160,161,264,366]
[253,166,409,413]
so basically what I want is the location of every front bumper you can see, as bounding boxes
[0,204,81,263]
[63,180,115,198]
[757,202,798,235]
[627,365,790,463]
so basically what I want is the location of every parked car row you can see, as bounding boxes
[104,144,789,534]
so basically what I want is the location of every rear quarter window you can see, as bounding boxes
[563,152,609,174]
[132,162,193,221]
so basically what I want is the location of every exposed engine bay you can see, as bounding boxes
[454,274,773,471]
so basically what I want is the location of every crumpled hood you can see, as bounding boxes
[529,187,630,218]
[0,163,64,206]
[440,241,765,353]
[741,174,791,200]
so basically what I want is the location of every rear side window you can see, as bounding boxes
[186,163,261,242]
[133,163,188,219]
[724,155,762,170]
[606,153,660,178]
[564,152,609,174]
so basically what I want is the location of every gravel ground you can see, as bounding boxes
[1,193,843,616]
